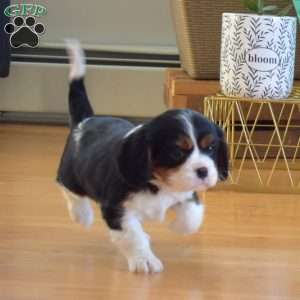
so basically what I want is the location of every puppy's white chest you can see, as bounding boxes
[125,190,192,222]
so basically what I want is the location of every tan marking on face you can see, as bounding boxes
[176,135,193,151]
[153,167,171,184]
[199,134,215,149]
[153,165,180,185]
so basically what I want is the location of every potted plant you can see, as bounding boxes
[220,0,297,99]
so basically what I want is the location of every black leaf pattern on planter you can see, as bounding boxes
[254,30,267,48]
[221,14,296,98]
[242,73,254,97]
[221,15,232,82]
[262,84,272,98]
[250,17,262,36]
[285,77,291,92]
[266,69,276,80]
[274,65,286,97]
[233,16,246,49]
[266,39,273,48]
[264,17,275,35]
[224,80,231,95]
[221,37,231,77]
[278,37,286,55]
[244,28,256,49]
[270,89,277,98]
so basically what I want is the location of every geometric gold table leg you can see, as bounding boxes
[266,103,294,187]
[235,101,263,184]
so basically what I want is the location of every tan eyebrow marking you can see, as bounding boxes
[176,135,193,151]
[199,134,215,149]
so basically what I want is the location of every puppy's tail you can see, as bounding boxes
[66,39,94,127]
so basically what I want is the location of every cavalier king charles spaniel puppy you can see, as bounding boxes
[57,41,228,274]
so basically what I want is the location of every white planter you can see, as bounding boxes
[220,13,297,99]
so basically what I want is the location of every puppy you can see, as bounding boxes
[57,41,228,274]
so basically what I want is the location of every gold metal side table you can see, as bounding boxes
[204,89,300,194]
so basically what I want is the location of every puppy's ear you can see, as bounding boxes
[215,124,229,181]
[118,129,152,187]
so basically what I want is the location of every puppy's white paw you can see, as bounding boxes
[128,253,164,274]
[68,197,94,228]
[169,201,205,235]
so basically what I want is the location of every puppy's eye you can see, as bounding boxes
[199,134,215,152]
[176,136,193,151]
[206,143,216,152]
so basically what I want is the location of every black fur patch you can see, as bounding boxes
[191,192,200,204]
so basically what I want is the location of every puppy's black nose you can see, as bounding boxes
[196,167,208,179]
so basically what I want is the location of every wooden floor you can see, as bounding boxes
[1,124,300,300]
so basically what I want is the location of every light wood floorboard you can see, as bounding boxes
[1,124,300,300]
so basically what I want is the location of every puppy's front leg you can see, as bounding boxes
[110,211,163,274]
[169,192,205,235]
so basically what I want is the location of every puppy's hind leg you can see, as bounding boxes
[61,188,94,228]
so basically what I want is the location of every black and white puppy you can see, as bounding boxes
[57,41,228,274]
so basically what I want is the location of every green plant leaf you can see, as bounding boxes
[277,3,293,16]
[292,0,300,21]
[241,0,259,13]
[258,0,265,14]
[262,5,278,12]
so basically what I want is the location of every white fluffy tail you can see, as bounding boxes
[65,39,86,81]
